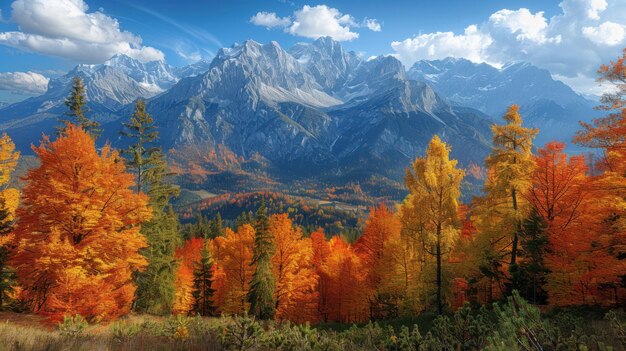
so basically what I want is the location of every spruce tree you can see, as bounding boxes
[209,212,224,238]
[121,99,181,315]
[59,76,101,137]
[247,202,276,319]
[192,244,216,316]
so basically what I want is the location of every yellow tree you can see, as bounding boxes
[400,135,464,315]
[0,133,19,307]
[10,125,151,322]
[481,104,537,291]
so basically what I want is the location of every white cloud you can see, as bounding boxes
[390,0,626,95]
[582,21,625,45]
[250,5,380,41]
[288,5,358,41]
[0,71,49,95]
[364,18,381,32]
[586,0,607,20]
[391,25,493,64]
[250,11,291,28]
[0,0,164,63]
[488,9,560,44]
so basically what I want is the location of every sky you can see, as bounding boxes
[0,0,625,103]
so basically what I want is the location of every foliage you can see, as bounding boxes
[248,202,277,320]
[400,135,465,314]
[10,125,151,322]
[0,133,18,308]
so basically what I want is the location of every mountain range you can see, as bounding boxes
[0,37,596,198]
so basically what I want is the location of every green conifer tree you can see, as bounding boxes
[59,76,101,137]
[121,99,181,315]
[192,244,216,316]
[247,202,276,320]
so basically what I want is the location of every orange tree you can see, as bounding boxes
[10,125,151,322]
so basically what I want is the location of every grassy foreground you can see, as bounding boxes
[1,294,624,351]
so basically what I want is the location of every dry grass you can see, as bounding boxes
[0,312,222,351]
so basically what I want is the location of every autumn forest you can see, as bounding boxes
[0,48,625,351]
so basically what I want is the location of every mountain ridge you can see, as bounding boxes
[0,37,595,198]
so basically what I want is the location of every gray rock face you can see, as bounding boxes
[130,37,491,180]
[407,58,598,146]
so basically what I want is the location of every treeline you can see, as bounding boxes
[0,50,623,328]
[179,191,361,238]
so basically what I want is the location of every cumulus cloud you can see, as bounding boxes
[250,5,381,41]
[582,21,625,46]
[250,11,291,28]
[391,25,493,64]
[288,5,358,40]
[390,0,626,95]
[0,0,164,63]
[0,71,49,95]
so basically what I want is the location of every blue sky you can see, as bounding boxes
[0,0,624,102]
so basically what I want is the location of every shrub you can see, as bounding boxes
[111,320,140,341]
[57,314,88,337]
[220,313,264,351]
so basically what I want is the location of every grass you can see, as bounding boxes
[0,303,623,351]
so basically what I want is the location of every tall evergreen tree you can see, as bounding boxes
[248,202,276,319]
[192,244,216,316]
[120,99,181,315]
[516,211,549,305]
[59,77,101,137]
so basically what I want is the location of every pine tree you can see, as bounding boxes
[59,77,101,137]
[121,99,181,315]
[192,244,216,316]
[248,202,276,319]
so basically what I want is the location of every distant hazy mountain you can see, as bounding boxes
[407,58,598,146]
[0,54,190,150]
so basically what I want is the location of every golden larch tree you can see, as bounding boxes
[400,135,464,315]
[476,105,537,293]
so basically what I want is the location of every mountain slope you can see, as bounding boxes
[120,38,491,185]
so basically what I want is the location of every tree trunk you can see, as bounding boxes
[436,223,442,315]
